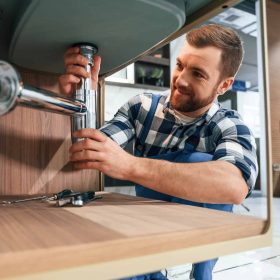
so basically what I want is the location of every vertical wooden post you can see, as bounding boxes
[267,0,280,196]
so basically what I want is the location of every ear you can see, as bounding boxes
[217,77,234,96]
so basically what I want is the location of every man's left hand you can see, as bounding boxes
[69,129,134,179]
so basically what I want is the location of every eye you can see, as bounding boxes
[193,71,204,79]
[176,62,183,71]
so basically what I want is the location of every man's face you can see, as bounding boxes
[170,42,223,116]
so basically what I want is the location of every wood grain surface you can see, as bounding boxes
[0,68,99,195]
[0,192,266,279]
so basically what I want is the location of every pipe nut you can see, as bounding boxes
[0,61,21,116]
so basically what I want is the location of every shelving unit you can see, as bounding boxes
[106,44,170,90]
[135,44,170,89]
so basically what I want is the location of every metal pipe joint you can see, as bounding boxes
[71,43,99,142]
[0,43,99,143]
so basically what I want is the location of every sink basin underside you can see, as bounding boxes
[0,0,218,75]
[1,0,186,75]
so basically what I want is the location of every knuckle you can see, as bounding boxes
[80,68,87,77]
[84,161,92,168]
[96,151,103,159]
[84,150,91,158]
[66,65,73,73]
[91,129,98,139]
[69,65,87,77]
[76,54,86,65]
[103,137,109,146]
[102,165,109,174]
[91,129,97,136]
[71,64,80,72]
[84,139,92,149]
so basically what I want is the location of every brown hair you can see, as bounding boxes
[186,24,244,79]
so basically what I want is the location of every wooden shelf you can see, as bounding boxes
[0,192,266,279]
[137,56,170,66]
[105,80,169,91]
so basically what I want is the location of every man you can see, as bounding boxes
[59,24,258,280]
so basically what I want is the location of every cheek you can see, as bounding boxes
[195,80,211,93]
[171,71,179,86]
[171,76,175,86]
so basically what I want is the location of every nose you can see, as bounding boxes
[174,68,189,89]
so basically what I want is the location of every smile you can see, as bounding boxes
[175,89,190,96]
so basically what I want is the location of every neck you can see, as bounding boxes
[179,102,213,118]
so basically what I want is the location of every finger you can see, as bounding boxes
[64,53,88,68]
[64,47,80,56]
[73,129,107,142]
[69,138,103,153]
[70,150,103,162]
[91,56,101,79]
[91,56,101,89]
[73,161,101,171]
[58,74,80,96]
[59,74,80,86]
[65,65,89,79]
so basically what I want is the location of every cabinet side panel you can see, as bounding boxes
[0,69,99,195]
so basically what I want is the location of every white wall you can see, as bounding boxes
[104,84,167,122]
[237,91,260,138]
[170,34,185,79]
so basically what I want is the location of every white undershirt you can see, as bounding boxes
[173,109,197,124]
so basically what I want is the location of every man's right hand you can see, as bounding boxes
[58,47,101,96]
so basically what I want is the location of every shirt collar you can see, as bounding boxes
[162,94,220,125]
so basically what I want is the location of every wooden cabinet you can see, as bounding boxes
[0,68,99,195]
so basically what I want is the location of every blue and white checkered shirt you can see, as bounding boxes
[100,93,258,194]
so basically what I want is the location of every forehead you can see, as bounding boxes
[178,42,222,72]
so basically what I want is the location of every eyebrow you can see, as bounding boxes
[176,58,182,65]
[190,66,210,79]
[176,58,210,79]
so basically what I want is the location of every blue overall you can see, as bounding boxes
[123,94,233,280]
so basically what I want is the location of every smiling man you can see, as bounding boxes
[59,24,258,280]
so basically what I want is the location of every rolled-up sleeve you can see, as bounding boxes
[99,94,142,148]
[212,116,258,196]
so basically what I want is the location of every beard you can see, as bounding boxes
[170,84,218,113]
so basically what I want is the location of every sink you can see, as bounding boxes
[0,0,186,75]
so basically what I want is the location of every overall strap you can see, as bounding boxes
[184,127,202,153]
[135,94,161,157]
[183,114,208,153]
[139,94,162,146]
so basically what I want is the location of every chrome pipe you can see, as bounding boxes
[0,60,87,116]
[19,85,87,116]
[71,43,99,143]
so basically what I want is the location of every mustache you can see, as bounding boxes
[174,84,193,96]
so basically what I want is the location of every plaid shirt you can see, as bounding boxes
[100,93,258,194]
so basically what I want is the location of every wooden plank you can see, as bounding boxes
[0,192,266,279]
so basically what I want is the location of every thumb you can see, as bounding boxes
[73,128,107,142]
[91,56,101,90]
